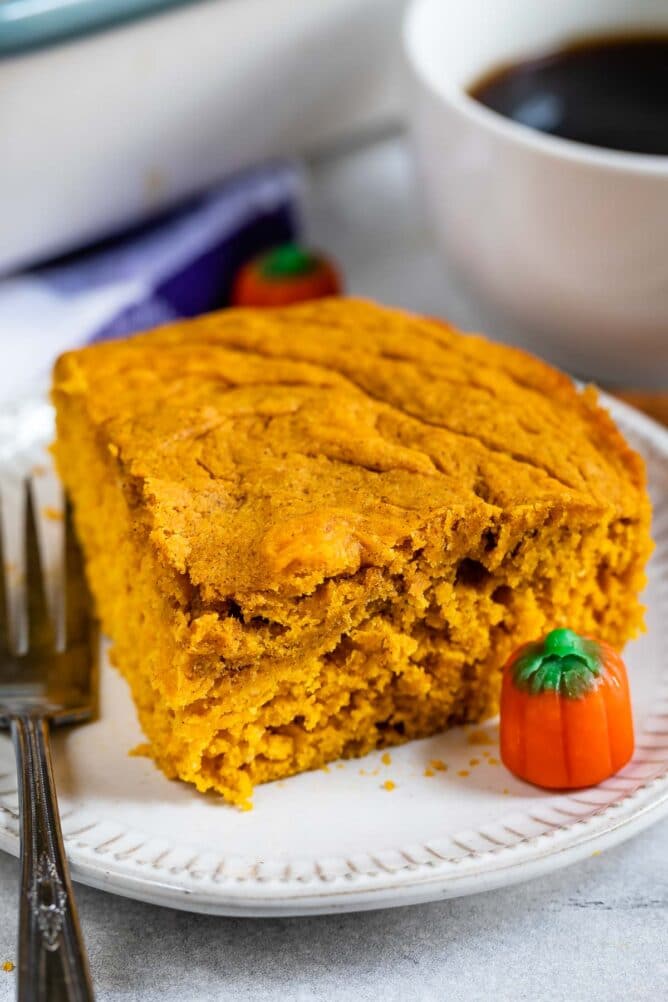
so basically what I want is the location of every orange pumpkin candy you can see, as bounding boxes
[500,628,634,789]
[231,243,342,308]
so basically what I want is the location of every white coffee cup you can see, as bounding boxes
[404,0,668,387]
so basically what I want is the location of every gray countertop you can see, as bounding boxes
[1,825,666,1001]
[1,134,666,1001]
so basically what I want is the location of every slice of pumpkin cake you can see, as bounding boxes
[51,298,652,807]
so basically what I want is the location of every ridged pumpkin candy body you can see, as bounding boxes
[500,628,634,789]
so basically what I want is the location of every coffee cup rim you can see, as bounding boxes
[404,0,668,178]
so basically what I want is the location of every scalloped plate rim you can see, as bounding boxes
[3,769,668,916]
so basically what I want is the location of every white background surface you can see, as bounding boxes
[0,133,666,999]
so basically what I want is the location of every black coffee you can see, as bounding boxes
[469,34,668,155]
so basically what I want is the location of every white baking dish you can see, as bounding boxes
[0,0,407,274]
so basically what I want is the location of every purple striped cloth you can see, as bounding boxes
[0,163,302,401]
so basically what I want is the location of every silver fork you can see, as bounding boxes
[0,482,96,1001]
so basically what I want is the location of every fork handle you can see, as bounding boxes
[11,715,94,1002]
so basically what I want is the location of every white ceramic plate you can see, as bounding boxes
[0,393,667,916]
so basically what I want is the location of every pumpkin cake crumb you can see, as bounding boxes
[467,729,495,745]
[382,780,396,791]
[381,752,392,766]
[424,767,435,777]
[51,298,652,807]
[458,770,470,778]
[2,962,14,974]
[469,758,480,767]
[488,757,500,766]
[430,759,448,772]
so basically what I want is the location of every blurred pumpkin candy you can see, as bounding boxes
[500,628,634,789]
[231,243,342,307]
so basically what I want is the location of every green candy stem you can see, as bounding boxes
[260,244,318,280]
[511,628,603,699]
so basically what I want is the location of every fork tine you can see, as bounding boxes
[1,478,27,655]
[64,500,92,651]
[25,479,54,652]
[0,492,10,656]
[29,469,66,649]
[51,500,97,712]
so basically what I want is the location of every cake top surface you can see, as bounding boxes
[52,298,647,602]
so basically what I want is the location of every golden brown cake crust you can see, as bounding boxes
[52,299,653,806]
[53,298,647,604]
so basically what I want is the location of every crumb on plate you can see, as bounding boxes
[467,728,495,745]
